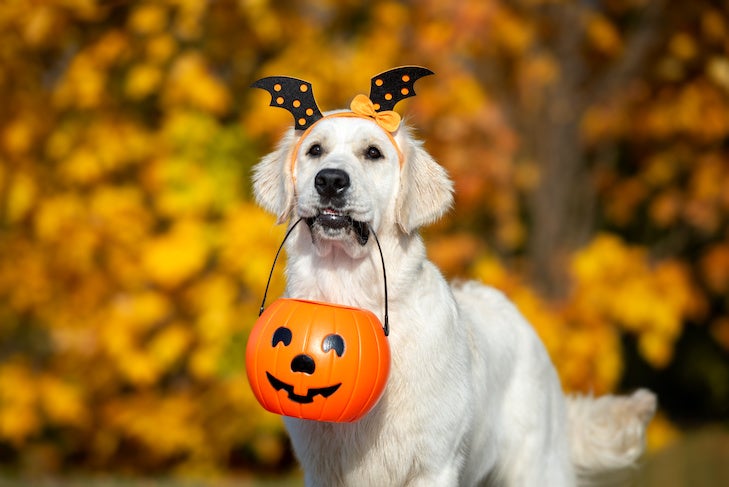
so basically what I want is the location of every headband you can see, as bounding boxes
[252,66,434,177]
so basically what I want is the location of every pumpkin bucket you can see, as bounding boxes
[246,219,391,422]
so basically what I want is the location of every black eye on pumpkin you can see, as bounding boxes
[272,327,292,347]
[322,334,345,357]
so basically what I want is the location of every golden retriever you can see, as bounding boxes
[252,97,656,486]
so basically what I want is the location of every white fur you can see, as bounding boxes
[252,114,656,486]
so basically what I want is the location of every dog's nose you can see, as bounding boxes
[314,168,350,198]
[291,354,316,375]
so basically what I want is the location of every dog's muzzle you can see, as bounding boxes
[306,168,370,245]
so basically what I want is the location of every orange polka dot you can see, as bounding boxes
[306,108,314,116]
[298,118,306,126]
[276,96,284,104]
[373,103,381,110]
[402,75,410,82]
[385,93,393,100]
[274,84,282,92]
[293,100,301,108]
[300,84,308,92]
[401,88,409,95]
[375,79,384,86]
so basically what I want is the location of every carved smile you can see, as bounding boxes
[266,372,342,404]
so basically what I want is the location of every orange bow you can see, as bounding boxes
[350,94,402,132]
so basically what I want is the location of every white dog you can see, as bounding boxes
[252,102,656,486]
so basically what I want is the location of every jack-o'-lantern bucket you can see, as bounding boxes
[246,219,391,422]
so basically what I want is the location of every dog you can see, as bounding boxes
[252,99,656,485]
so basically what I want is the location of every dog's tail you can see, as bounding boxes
[566,389,657,486]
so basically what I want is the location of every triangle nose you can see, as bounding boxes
[291,354,316,375]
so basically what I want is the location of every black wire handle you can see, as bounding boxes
[258,218,390,337]
[369,225,389,336]
[258,217,304,317]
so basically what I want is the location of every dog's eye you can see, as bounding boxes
[307,144,323,158]
[365,146,383,160]
[272,327,292,347]
[322,334,345,357]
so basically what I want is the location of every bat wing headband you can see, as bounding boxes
[252,66,434,169]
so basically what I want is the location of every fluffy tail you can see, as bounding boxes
[567,389,657,486]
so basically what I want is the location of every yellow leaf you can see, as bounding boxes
[149,323,192,368]
[142,219,210,288]
[111,290,172,332]
[669,32,698,62]
[707,57,729,93]
[6,171,37,223]
[164,53,231,114]
[2,117,34,156]
[120,351,161,386]
[39,377,86,427]
[493,7,533,55]
[586,13,622,56]
[60,148,102,185]
[649,190,681,228]
[128,4,168,35]
[125,63,163,99]
[146,34,177,64]
[189,344,219,380]
[0,362,40,445]
[646,412,681,453]
[34,193,86,242]
[638,330,674,369]
[23,5,57,46]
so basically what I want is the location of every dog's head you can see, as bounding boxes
[253,114,453,256]
[251,67,453,257]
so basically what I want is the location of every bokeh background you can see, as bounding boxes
[1,0,728,484]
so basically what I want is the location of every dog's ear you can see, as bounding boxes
[395,137,454,234]
[252,130,296,224]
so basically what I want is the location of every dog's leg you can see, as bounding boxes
[453,282,578,486]
[406,467,460,487]
[498,445,576,486]
[495,385,577,487]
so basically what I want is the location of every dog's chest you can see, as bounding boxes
[288,256,383,310]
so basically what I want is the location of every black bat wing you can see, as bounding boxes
[369,66,434,112]
[251,76,323,130]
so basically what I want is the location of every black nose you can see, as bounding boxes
[291,354,316,375]
[315,168,350,198]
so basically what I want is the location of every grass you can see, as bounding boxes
[0,474,303,487]
[638,426,729,486]
[1,427,728,486]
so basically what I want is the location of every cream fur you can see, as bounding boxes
[252,114,656,487]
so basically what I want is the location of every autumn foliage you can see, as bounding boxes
[0,0,727,476]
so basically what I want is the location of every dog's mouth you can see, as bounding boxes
[305,208,370,245]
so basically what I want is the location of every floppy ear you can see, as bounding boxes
[252,130,296,224]
[395,137,454,234]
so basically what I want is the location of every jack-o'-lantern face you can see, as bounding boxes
[266,326,345,404]
[246,298,390,422]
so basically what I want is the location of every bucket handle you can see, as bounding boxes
[258,218,390,337]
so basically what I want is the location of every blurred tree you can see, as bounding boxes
[0,0,727,477]
[464,0,668,298]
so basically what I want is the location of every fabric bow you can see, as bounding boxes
[350,94,402,132]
